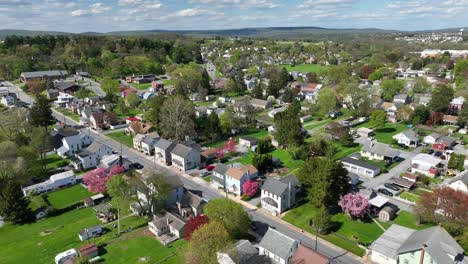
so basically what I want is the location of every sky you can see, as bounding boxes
[0,0,467,33]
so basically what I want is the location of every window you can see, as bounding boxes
[410,252,414,258]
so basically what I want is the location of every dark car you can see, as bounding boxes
[384,183,400,191]
[378,188,394,196]
[427,149,434,155]
[434,151,442,157]
[130,163,144,170]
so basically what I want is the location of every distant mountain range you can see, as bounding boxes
[0,26,467,39]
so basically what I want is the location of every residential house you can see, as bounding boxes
[150,80,164,91]
[78,225,103,241]
[341,157,381,177]
[448,172,468,193]
[290,245,330,264]
[56,131,92,158]
[78,243,99,260]
[55,81,80,94]
[268,106,288,119]
[368,225,467,264]
[300,115,312,123]
[171,144,201,171]
[239,137,258,148]
[154,138,177,165]
[139,91,154,100]
[54,92,74,108]
[250,98,272,109]
[141,132,160,155]
[258,228,299,264]
[195,106,208,117]
[261,175,299,215]
[225,164,258,195]
[357,127,375,138]
[411,153,441,177]
[300,83,323,103]
[449,96,465,114]
[0,87,16,107]
[433,136,456,151]
[360,141,400,162]
[125,120,153,136]
[89,112,118,130]
[201,148,217,164]
[380,102,398,123]
[176,190,206,218]
[46,89,59,100]
[443,115,459,125]
[22,170,76,196]
[402,172,419,182]
[393,94,410,104]
[20,70,67,83]
[211,163,230,189]
[133,134,146,151]
[51,125,80,150]
[148,211,186,246]
[389,177,416,189]
[424,133,441,145]
[71,141,113,171]
[217,239,270,264]
[393,130,419,147]
[120,87,137,98]
[412,93,431,107]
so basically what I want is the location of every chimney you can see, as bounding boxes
[419,244,427,264]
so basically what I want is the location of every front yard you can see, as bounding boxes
[106,131,133,148]
[46,184,93,209]
[55,108,81,122]
[371,123,409,145]
[204,129,269,148]
[398,191,420,203]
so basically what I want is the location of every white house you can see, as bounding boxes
[423,133,441,145]
[448,172,468,193]
[55,249,78,264]
[56,132,92,158]
[261,175,299,215]
[258,228,299,264]
[411,153,441,177]
[154,138,176,165]
[71,141,113,171]
[54,92,74,108]
[268,106,288,118]
[211,163,230,189]
[170,144,201,171]
[360,141,400,162]
[225,164,258,195]
[392,129,419,147]
[22,170,76,196]
[238,137,258,148]
[341,157,381,177]
[148,211,185,245]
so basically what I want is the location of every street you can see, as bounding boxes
[8,83,363,264]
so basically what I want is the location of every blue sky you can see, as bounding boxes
[0,0,467,32]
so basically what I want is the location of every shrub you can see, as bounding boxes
[444,222,464,237]
[241,195,251,201]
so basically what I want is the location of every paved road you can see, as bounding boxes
[10,84,363,264]
[81,77,106,97]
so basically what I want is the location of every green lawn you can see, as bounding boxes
[43,154,70,170]
[45,185,93,209]
[333,143,362,160]
[232,148,302,172]
[203,176,212,182]
[114,108,143,119]
[393,211,434,230]
[106,131,133,148]
[281,64,327,73]
[399,191,419,203]
[130,83,152,90]
[283,203,379,256]
[303,119,330,130]
[204,129,269,148]
[162,79,173,86]
[196,101,215,107]
[372,123,409,145]
[55,108,81,122]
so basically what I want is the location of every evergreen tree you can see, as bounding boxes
[429,84,454,113]
[252,81,264,99]
[205,112,222,141]
[274,104,303,146]
[0,179,34,224]
[30,94,55,128]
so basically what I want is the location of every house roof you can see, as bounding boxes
[86,141,104,154]
[443,115,458,123]
[259,228,297,260]
[21,70,67,79]
[180,191,205,209]
[213,163,230,175]
[369,195,389,208]
[50,170,74,182]
[221,240,271,264]
[449,171,468,187]
[240,164,258,175]
[55,81,78,91]
[395,129,418,141]
[78,243,98,256]
[362,141,399,159]
[226,167,246,180]
[250,98,270,107]
[171,144,195,158]
[426,133,441,140]
[412,153,441,166]
[155,138,176,151]
[436,136,456,146]
[261,175,299,196]
[393,94,408,100]
[369,224,415,259]
[397,226,466,264]
[239,136,259,144]
[290,244,329,264]
[150,211,185,232]
[341,157,380,171]
[381,102,396,111]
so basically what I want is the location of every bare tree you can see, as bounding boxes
[159,95,195,140]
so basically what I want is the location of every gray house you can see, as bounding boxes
[154,138,176,165]
[261,175,300,215]
[341,157,381,177]
[258,228,299,264]
[171,144,201,171]
[211,163,230,189]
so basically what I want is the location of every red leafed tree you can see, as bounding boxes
[83,165,126,193]
[416,187,468,224]
[242,179,259,197]
[184,214,209,240]
[338,193,370,219]
[360,65,375,79]
[224,138,236,154]
[426,112,444,127]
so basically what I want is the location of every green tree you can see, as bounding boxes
[252,153,273,174]
[397,105,414,123]
[412,77,431,94]
[368,70,384,82]
[297,157,349,208]
[458,100,468,127]
[159,96,195,140]
[256,138,274,154]
[30,94,54,128]
[274,107,303,146]
[205,112,222,141]
[454,60,468,89]
[143,96,165,125]
[369,110,387,128]
[317,87,336,115]
[125,92,140,108]
[252,81,264,99]
[185,221,232,264]
[219,106,239,135]
[133,173,171,216]
[429,84,454,112]
[312,206,333,235]
[412,105,430,125]
[282,88,294,103]
[106,175,131,235]
[0,178,34,224]
[448,154,465,171]
[101,77,119,102]
[204,198,251,239]
[381,79,404,102]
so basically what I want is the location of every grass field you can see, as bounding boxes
[162,79,173,86]
[232,148,302,172]
[281,64,327,73]
[46,185,93,209]
[399,191,419,203]
[55,108,81,122]
[130,83,152,90]
[204,129,269,148]
[106,131,133,148]
[114,108,143,119]
[333,143,362,160]
[372,123,409,145]
[392,211,434,230]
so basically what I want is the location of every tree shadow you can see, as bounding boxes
[375,127,396,133]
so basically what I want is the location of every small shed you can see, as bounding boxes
[389,177,415,189]
[300,115,312,123]
[78,243,99,259]
[379,206,397,222]
[369,195,389,209]
[83,193,105,207]
[357,127,374,138]
[402,172,418,182]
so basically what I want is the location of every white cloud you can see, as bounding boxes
[90,3,110,14]
[188,0,280,9]
[70,9,89,17]
[0,0,31,5]
[173,7,214,17]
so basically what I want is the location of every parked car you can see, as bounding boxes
[200,171,211,177]
[434,151,442,157]
[205,165,215,171]
[426,149,434,154]
[384,183,400,191]
[378,188,394,196]
[130,163,144,170]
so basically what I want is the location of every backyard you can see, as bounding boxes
[204,129,269,148]
[370,123,409,145]
[106,131,133,148]
[0,185,186,264]
[130,83,152,90]
[280,64,327,73]
[55,108,81,122]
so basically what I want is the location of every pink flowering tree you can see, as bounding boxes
[242,179,259,197]
[83,165,126,193]
[338,193,370,219]
[224,138,236,154]
[216,147,225,160]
